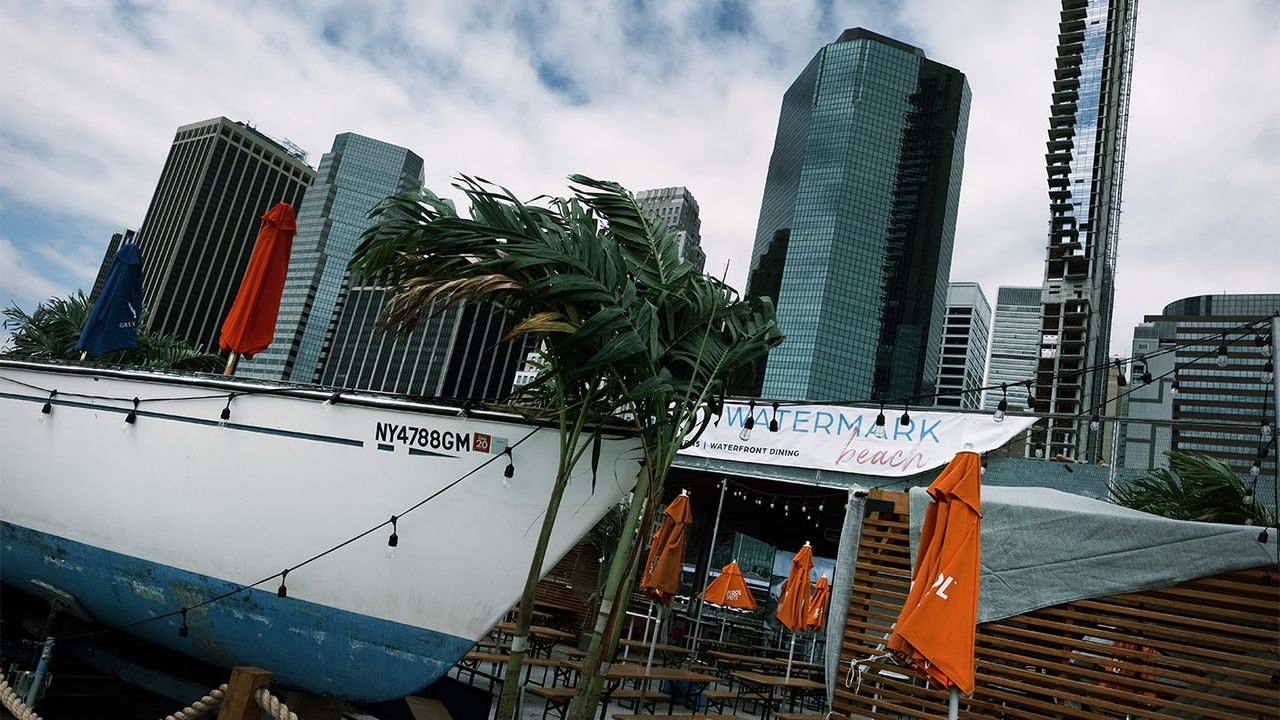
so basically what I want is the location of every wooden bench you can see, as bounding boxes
[701,689,740,714]
[527,686,672,720]
[615,716,745,720]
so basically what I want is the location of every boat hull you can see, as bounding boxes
[0,360,640,700]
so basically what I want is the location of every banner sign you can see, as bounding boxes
[680,402,1036,478]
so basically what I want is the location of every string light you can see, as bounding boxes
[219,395,233,427]
[457,400,472,419]
[1263,422,1274,442]
[740,400,756,441]
[277,569,289,598]
[899,403,911,427]
[1216,344,1229,368]
[321,390,342,412]
[994,384,1008,423]
[1090,413,1101,432]
[873,402,887,440]
[1114,360,1127,387]
[178,608,189,637]
[1138,356,1152,385]
[503,447,515,487]
[769,402,780,432]
[387,515,399,559]
[122,397,139,433]
[1262,361,1273,384]
[38,390,56,422]
[1169,373,1180,397]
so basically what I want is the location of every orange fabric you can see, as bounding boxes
[805,575,830,631]
[774,544,813,632]
[700,561,757,609]
[639,494,692,605]
[887,451,982,695]
[219,203,298,358]
[1099,641,1159,698]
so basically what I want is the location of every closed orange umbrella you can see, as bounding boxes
[888,450,983,701]
[805,574,830,631]
[639,492,692,605]
[776,542,813,680]
[219,202,297,373]
[775,542,813,632]
[700,561,757,610]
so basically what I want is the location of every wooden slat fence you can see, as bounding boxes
[833,490,1279,719]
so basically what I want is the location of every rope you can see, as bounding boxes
[161,683,227,720]
[0,676,43,720]
[255,687,300,720]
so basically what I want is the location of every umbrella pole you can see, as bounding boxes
[223,352,239,376]
[948,686,959,720]
[785,633,796,681]
[691,479,727,651]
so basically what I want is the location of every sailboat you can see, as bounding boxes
[0,358,641,701]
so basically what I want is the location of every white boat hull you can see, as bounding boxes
[0,360,640,700]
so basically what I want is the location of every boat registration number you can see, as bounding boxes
[375,422,473,452]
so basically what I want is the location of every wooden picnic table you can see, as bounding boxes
[618,638,694,666]
[603,664,718,720]
[493,622,577,658]
[729,671,823,720]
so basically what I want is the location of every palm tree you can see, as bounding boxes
[1113,450,1275,526]
[351,175,782,720]
[3,292,223,372]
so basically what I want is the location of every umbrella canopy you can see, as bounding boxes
[700,561,757,609]
[77,243,143,358]
[219,202,297,359]
[805,575,830,631]
[774,542,814,632]
[888,451,982,695]
[639,493,692,605]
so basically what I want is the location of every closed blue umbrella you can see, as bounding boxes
[77,243,143,358]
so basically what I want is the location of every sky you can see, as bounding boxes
[1,0,1277,355]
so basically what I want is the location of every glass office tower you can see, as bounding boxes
[1031,0,1139,461]
[745,28,970,403]
[239,133,424,383]
[134,117,314,352]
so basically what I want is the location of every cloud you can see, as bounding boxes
[0,0,1276,361]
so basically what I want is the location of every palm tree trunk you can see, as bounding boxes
[565,461,659,720]
[493,396,595,720]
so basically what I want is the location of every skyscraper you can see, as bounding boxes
[316,281,530,401]
[983,286,1042,412]
[89,229,136,303]
[634,186,706,272]
[745,28,970,403]
[1120,294,1278,477]
[1031,0,1139,460]
[934,282,990,410]
[238,133,424,383]
[133,117,314,352]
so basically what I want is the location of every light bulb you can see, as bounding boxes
[817,503,824,512]
[1250,461,1261,477]
[387,545,398,560]
[994,398,1007,423]
[1262,362,1274,384]
[1216,345,1229,368]
[769,501,775,509]
[739,425,752,442]
[1090,414,1100,432]
[1170,378,1179,397]
[1263,423,1274,442]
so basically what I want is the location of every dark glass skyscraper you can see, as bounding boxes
[133,117,314,353]
[746,28,970,403]
[1031,0,1139,461]
[238,133,424,383]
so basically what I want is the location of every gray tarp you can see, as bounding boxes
[909,485,1277,625]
